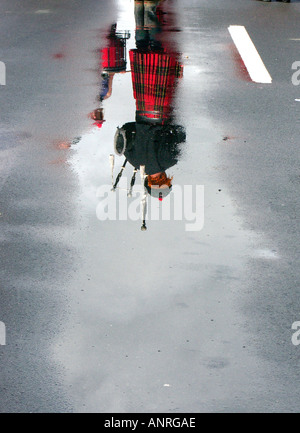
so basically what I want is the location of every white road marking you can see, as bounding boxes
[228,25,272,84]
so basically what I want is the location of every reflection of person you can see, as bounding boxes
[134,0,162,51]
[91,24,129,127]
[115,121,185,199]
[100,24,129,101]
[114,0,185,200]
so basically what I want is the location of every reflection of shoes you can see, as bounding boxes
[109,23,117,35]
[136,40,150,50]
[150,41,163,52]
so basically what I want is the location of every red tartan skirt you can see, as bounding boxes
[130,49,183,121]
[102,37,127,72]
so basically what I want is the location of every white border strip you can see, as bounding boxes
[228,25,272,84]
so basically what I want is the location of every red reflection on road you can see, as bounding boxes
[228,43,252,83]
[52,52,65,60]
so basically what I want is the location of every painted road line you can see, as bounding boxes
[228,25,272,84]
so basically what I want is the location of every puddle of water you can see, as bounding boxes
[50,0,285,413]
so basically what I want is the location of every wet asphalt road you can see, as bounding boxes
[1,0,300,413]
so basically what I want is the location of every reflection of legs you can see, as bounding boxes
[134,1,144,28]
[144,0,162,51]
[134,0,162,51]
[144,0,160,29]
[134,0,149,50]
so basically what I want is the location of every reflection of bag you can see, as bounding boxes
[159,124,186,146]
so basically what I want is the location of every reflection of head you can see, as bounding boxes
[91,108,104,121]
[91,108,105,128]
[145,172,173,201]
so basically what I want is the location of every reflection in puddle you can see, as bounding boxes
[88,0,187,231]
[37,0,291,414]
[50,0,279,413]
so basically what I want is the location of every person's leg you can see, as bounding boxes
[144,0,162,51]
[144,0,161,29]
[134,0,149,50]
[134,0,145,28]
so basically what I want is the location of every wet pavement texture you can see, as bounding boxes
[1,0,300,413]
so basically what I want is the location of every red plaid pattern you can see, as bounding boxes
[130,49,183,121]
[102,37,127,72]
